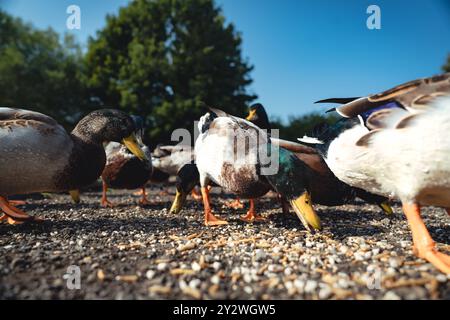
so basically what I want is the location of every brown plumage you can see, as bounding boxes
[0,108,146,223]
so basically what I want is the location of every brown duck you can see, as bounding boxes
[0,108,147,224]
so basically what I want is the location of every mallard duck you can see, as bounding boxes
[246,103,271,130]
[175,108,321,230]
[245,103,392,212]
[151,144,201,199]
[100,116,153,207]
[0,108,147,224]
[301,73,450,273]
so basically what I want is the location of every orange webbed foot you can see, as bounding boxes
[101,198,116,208]
[403,203,450,274]
[414,246,450,274]
[240,214,266,223]
[0,196,37,223]
[205,212,228,226]
[240,199,265,223]
[225,198,244,210]
[137,188,154,206]
[201,186,228,227]
[191,188,203,202]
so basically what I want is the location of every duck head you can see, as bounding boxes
[72,109,148,161]
[246,103,271,130]
[169,163,200,214]
[265,147,322,231]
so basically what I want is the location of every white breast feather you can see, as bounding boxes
[325,97,450,207]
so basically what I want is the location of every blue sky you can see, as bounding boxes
[2,0,450,122]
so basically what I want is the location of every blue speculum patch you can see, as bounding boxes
[359,101,402,126]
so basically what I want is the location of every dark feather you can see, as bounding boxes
[315,97,361,104]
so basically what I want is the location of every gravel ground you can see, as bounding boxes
[0,186,449,300]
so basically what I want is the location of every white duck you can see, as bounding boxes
[194,108,321,229]
[300,73,450,273]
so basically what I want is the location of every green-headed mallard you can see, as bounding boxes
[0,108,147,224]
[101,116,153,207]
[300,73,450,273]
[179,108,321,230]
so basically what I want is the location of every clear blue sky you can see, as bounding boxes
[2,0,450,122]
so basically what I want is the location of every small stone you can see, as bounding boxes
[383,291,401,300]
[254,249,266,261]
[435,274,447,283]
[191,262,201,272]
[339,246,349,254]
[388,258,400,268]
[212,262,221,271]
[145,270,155,280]
[318,285,332,299]
[211,275,220,285]
[284,267,293,276]
[294,279,305,290]
[354,252,365,261]
[157,263,167,271]
[304,280,318,293]
[189,279,201,289]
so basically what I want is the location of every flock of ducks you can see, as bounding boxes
[0,73,449,274]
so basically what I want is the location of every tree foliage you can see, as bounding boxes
[0,10,90,127]
[444,54,450,73]
[85,0,256,145]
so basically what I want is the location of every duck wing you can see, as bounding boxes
[0,107,59,125]
[0,108,73,195]
[270,137,317,154]
[316,73,450,118]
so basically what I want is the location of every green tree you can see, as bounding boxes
[85,0,255,145]
[0,10,90,127]
[444,54,450,72]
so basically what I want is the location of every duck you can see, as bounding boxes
[151,144,201,200]
[152,144,195,177]
[173,107,321,230]
[100,115,153,207]
[245,103,392,211]
[300,73,450,273]
[0,108,147,224]
[221,103,272,210]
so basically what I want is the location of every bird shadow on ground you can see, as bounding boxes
[427,226,450,245]
[0,215,187,237]
[19,200,171,212]
[267,206,399,240]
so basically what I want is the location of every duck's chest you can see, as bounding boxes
[102,154,152,189]
[214,162,270,198]
[196,132,270,198]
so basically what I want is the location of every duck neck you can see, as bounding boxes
[263,147,308,200]
[252,113,271,131]
[59,131,106,190]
